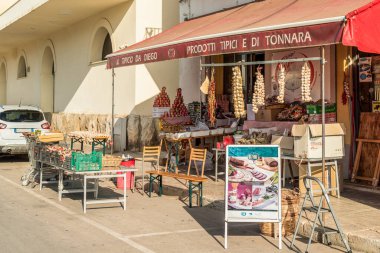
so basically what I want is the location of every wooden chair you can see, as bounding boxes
[135,144,162,192]
[187,148,207,177]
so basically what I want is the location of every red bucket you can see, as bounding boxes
[117,159,135,190]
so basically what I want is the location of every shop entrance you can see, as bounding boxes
[0,63,6,104]
[40,47,55,112]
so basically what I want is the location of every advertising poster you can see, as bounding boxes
[225,145,281,222]
[358,57,372,83]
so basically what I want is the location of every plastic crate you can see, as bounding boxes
[71,152,102,171]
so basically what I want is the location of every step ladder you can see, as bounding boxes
[291,176,352,253]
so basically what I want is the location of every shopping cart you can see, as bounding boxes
[21,133,60,187]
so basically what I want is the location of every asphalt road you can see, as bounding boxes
[0,156,349,253]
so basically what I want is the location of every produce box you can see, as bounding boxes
[255,108,283,121]
[102,155,122,167]
[291,123,345,159]
[308,112,337,124]
[210,128,224,135]
[71,151,102,171]
[215,118,229,127]
[306,104,337,114]
[271,135,294,155]
[191,130,210,137]
[38,132,64,143]
[152,107,170,118]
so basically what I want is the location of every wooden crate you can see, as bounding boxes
[298,163,339,197]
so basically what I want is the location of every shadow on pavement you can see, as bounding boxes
[0,154,29,163]
[341,187,380,210]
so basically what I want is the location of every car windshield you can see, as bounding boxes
[0,110,44,122]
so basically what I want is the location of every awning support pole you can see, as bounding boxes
[321,46,326,222]
[111,68,115,155]
[199,57,203,123]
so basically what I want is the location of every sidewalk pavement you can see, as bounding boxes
[0,156,347,253]
[129,157,380,253]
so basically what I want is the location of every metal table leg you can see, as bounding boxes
[39,162,43,191]
[123,173,127,210]
[215,149,218,182]
[84,175,87,214]
[334,160,340,198]
[142,157,145,192]
[58,169,63,201]
[94,178,99,199]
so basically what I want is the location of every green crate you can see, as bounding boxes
[71,151,102,171]
[306,103,337,114]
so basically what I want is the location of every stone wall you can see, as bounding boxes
[51,113,160,152]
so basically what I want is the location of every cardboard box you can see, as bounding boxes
[291,123,345,159]
[271,135,294,155]
[255,108,283,121]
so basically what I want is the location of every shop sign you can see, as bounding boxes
[108,22,343,68]
[224,145,281,249]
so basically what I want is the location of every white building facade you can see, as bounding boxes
[0,0,179,116]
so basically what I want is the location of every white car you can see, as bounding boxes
[0,105,50,155]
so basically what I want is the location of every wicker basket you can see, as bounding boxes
[260,189,300,237]
[102,155,122,167]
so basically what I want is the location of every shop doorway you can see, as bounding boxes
[40,47,55,113]
[0,63,6,104]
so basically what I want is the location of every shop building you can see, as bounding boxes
[108,0,380,188]
[0,0,179,151]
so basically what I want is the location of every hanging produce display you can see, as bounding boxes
[252,66,265,113]
[301,62,312,102]
[277,64,285,104]
[200,75,210,95]
[232,66,246,118]
[208,68,216,127]
[169,88,189,117]
[342,73,351,105]
[153,87,171,107]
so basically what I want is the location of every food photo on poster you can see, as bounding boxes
[226,145,280,219]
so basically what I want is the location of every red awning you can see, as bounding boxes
[107,0,373,68]
[342,0,380,54]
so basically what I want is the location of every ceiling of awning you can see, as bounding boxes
[107,0,373,68]
[0,0,129,54]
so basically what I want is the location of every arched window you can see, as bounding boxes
[17,56,27,78]
[102,33,112,60]
[90,27,113,62]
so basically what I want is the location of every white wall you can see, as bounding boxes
[0,0,180,116]
[179,0,254,21]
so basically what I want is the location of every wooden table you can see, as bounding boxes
[69,136,108,155]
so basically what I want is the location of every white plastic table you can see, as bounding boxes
[212,148,226,182]
[58,166,137,213]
